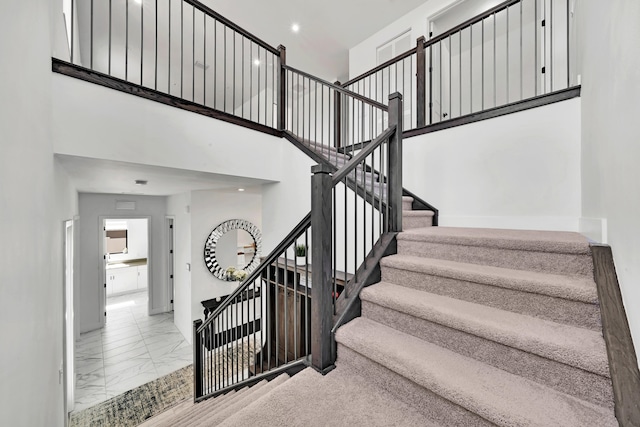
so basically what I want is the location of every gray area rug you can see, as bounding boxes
[69,365,192,427]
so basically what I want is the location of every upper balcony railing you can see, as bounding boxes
[63,0,280,129]
[343,0,576,133]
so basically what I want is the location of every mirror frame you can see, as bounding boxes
[203,219,262,280]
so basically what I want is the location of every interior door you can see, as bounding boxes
[167,217,175,311]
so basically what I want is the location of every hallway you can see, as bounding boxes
[73,291,192,412]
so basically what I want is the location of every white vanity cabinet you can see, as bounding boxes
[106,262,148,295]
[137,265,148,290]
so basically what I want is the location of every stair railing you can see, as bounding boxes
[343,0,575,132]
[281,64,389,164]
[192,93,400,399]
[60,0,280,129]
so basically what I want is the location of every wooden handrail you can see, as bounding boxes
[183,0,279,55]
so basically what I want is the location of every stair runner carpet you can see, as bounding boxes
[145,226,617,426]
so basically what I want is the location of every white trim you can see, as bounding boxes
[438,215,580,232]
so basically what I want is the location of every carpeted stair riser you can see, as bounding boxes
[397,239,594,276]
[157,387,244,427]
[336,318,617,427]
[336,344,493,426]
[361,300,614,409]
[402,196,413,210]
[190,374,290,426]
[403,211,434,229]
[380,263,601,330]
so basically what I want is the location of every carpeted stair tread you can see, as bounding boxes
[336,318,617,427]
[156,389,237,427]
[399,226,591,254]
[190,374,290,426]
[218,367,438,427]
[380,254,598,303]
[361,282,609,377]
[403,210,435,218]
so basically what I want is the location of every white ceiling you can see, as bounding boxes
[56,155,270,196]
[200,0,429,81]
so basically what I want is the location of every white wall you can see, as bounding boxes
[78,194,168,333]
[0,1,77,424]
[190,190,262,322]
[167,192,193,343]
[578,0,640,364]
[51,73,284,183]
[261,141,315,254]
[404,97,581,230]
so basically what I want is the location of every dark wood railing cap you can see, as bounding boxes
[312,164,334,175]
[389,92,403,101]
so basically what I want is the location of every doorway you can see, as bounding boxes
[103,218,150,322]
[63,220,75,416]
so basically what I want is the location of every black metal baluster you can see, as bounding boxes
[566,0,570,87]
[459,31,462,117]
[141,0,144,85]
[304,230,309,356]
[203,14,207,105]
[493,12,496,107]
[155,0,158,91]
[333,188,337,313]
[126,0,129,80]
[167,0,171,93]
[266,266,271,371]
[535,0,538,96]
[109,0,112,74]
[257,46,261,124]
[507,7,510,103]
[275,260,279,368]
[223,26,227,112]
[284,251,289,363]
[70,0,75,63]
[520,1,523,99]
[481,18,484,109]
[233,33,236,113]
[90,0,93,68]
[550,0,553,92]
[179,0,183,96]
[449,36,452,118]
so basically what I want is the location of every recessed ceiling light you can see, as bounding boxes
[238,188,245,192]
[135,179,148,186]
[291,23,300,33]
[134,0,142,4]
[253,59,260,66]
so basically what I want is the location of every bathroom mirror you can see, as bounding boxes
[203,219,262,280]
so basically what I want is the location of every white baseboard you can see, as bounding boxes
[579,217,608,244]
[79,322,102,335]
[149,306,170,315]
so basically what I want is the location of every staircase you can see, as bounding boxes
[145,226,618,426]
[335,226,617,426]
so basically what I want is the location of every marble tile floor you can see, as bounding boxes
[73,291,192,413]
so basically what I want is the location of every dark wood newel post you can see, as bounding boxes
[193,319,203,400]
[333,81,342,149]
[310,163,334,373]
[278,45,287,131]
[388,92,403,232]
[416,36,426,128]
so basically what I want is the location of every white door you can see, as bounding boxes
[167,218,175,311]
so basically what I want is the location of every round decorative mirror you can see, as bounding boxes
[203,219,262,280]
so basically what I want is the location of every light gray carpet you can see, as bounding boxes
[136,226,618,426]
